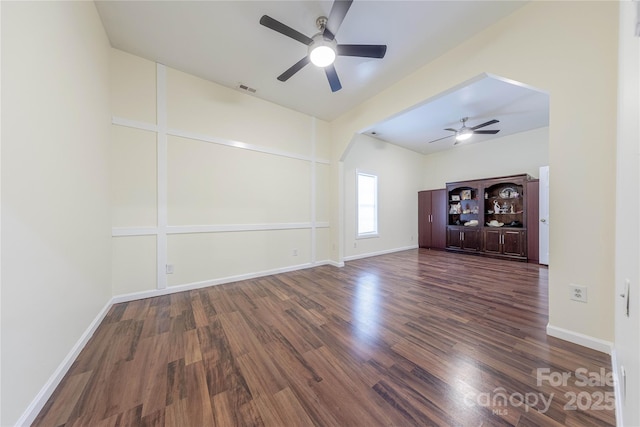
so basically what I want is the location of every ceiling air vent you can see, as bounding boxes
[236,83,257,94]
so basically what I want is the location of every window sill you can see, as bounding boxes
[356,233,379,240]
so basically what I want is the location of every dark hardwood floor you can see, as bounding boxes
[33,249,615,426]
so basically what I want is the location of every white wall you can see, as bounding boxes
[110,50,333,296]
[342,134,424,259]
[422,127,548,188]
[331,1,618,347]
[1,2,112,425]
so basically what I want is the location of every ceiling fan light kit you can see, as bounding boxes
[428,117,501,145]
[259,0,387,92]
[309,35,337,67]
[455,128,473,142]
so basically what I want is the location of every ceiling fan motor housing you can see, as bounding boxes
[316,16,328,31]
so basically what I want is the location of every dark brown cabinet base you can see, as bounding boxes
[446,226,481,253]
[483,229,526,259]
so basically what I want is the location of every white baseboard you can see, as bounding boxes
[343,245,418,262]
[547,325,622,425]
[15,298,114,427]
[325,259,344,268]
[546,324,613,354]
[113,260,335,304]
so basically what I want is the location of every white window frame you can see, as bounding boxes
[356,171,379,238]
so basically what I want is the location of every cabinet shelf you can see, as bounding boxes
[488,212,524,215]
[486,196,521,200]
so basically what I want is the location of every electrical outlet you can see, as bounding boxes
[292,248,298,256]
[569,284,587,302]
[353,242,357,248]
[166,264,174,274]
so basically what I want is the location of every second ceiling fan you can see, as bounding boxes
[428,117,501,145]
[259,0,387,92]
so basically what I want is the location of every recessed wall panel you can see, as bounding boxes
[167,229,312,286]
[111,125,157,227]
[316,163,331,223]
[167,68,312,157]
[315,227,331,262]
[112,235,157,295]
[167,135,311,225]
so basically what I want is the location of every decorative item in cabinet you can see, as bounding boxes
[447,185,480,227]
[484,181,525,228]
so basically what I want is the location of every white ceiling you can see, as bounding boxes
[95,0,549,154]
[365,73,549,154]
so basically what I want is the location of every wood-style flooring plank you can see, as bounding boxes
[33,249,615,426]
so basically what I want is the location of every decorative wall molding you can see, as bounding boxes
[311,117,318,264]
[156,64,168,290]
[168,127,331,165]
[112,222,330,237]
[111,61,333,293]
[111,227,158,237]
[110,117,331,165]
[111,116,158,133]
[167,222,329,234]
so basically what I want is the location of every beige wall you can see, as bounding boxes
[422,127,549,188]
[110,50,332,296]
[342,134,424,259]
[331,1,618,343]
[1,2,112,425]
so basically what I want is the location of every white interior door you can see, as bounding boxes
[538,166,549,265]
[614,3,640,425]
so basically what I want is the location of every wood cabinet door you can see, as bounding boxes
[447,227,462,249]
[418,191,432,248]
[431,189,447,249]
[462,228,481,251]
[503,230,525,257]
[483,229,502,254]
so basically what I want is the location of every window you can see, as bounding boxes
[357,172,378,237]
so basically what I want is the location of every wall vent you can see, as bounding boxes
[236,83,257,93]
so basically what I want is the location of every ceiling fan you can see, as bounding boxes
[428,117,500,145]
[259,0,387,92]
